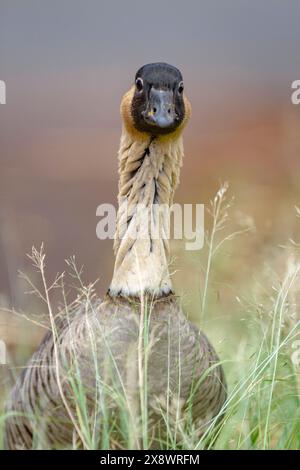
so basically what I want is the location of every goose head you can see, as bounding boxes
[121,62,191,137]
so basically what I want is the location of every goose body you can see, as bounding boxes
[4,63,226,449]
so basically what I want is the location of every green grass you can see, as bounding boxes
[1,183,300,450]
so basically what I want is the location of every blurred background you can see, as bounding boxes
[1,1,300,368]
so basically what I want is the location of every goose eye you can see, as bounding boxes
[178,81,184,94]
[135,77,143,92]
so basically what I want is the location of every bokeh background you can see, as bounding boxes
[1,1,300,369]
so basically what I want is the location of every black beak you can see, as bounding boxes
[142,88,176,129]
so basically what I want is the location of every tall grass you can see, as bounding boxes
[0,185,300,449]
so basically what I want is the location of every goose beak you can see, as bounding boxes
[142,88,177,129]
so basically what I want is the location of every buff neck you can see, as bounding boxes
[108,127,184,298]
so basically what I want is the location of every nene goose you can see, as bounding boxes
[5,63,226,450]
